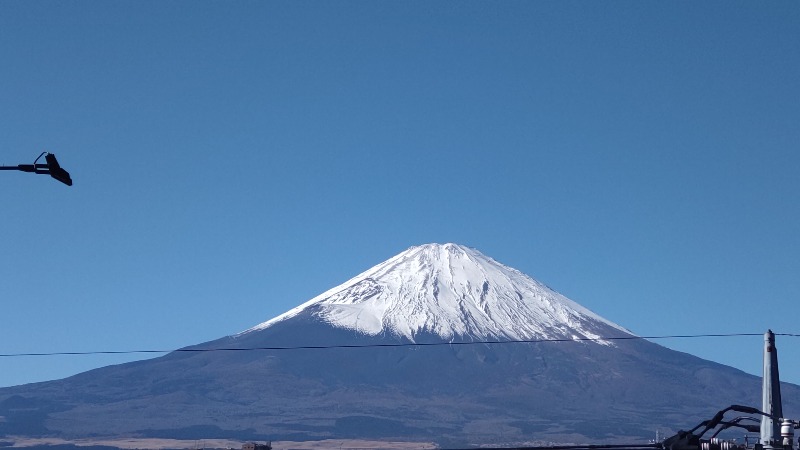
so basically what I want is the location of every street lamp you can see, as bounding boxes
[0,152,73,186]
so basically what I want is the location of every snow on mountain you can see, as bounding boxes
[242,243,632,344]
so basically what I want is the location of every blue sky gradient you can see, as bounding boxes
[1,1,799,388]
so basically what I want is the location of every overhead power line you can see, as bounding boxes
[0,332,795,359]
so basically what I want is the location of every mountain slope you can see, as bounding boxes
[0,244,796,447]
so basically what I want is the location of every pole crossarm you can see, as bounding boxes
[0,164,48,173]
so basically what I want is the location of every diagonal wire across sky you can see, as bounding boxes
[1,332,795,358]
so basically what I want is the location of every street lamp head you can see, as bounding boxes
[44,153,72,186]
[0,151,73,186]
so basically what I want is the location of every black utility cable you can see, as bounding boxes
[0,332,791,358]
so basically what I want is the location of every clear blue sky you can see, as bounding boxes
[1,1,799,389]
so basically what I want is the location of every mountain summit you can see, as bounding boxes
[244,243,630,343]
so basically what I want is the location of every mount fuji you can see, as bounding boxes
[0,243,797,446]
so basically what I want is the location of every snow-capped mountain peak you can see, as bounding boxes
[243,243,631,344]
